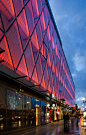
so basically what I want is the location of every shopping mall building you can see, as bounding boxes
[0,0,75,132]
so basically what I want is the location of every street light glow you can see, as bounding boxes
[82,97,85,101]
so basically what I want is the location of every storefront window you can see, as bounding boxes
[35,99,41,126]
[7,90,22,130]
[46,103,51,123]
[35,99,41,107]
[0,87,6,131]
[7,90,16,109]
[42,102,46,124]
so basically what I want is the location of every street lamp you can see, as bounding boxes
[82,97,85,102]
[82,97,85,111]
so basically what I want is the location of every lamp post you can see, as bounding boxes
[82,97,85,111]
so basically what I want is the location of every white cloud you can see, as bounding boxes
[73,51,86,72]
[76,97,82,102]
[72,73,75,77]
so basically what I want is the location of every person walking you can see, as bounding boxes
[63,113,66,127]
[66,113,69,126]
[56,112,59,121]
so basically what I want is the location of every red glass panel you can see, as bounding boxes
[52,36,55,49]
[25,1,35,35]
[6,22,23,68]
[40,44,43,56]
[17,9,29,50]
[56,66,58,77]
[54,79,57,96]
[40,12,46,33]
[31,29,39,50]
[44,34,49,48]
[52,72,55,84]
[0,30,3,40]
[52,61,55,73]
[24,41,35,78]
[50,72,53,93]
[12,0,23,16]
[40,54,46,71]
[35,54,43,84]
[31,42,39,63]
[44,64,49,89]
[49,20,53,39]
[47,51,51,67]
[17,55,28,76]
[47,25,51,41]
[36,20,43,48]
[41,75,46,90]
[52,86,55,95]
[31,0,39,24]
[43,6,49,28]
[0,37,13,65]
[31,66,38,83]
[0,0,15,30]
[0,18,4,39]
[41,0,46,9]
[47,81,51,93]
[49,47,53,65]
[47,65,51,79]
[37,0,42,15]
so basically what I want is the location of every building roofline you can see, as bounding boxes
[45,0,62,47]
[45,0,75,90]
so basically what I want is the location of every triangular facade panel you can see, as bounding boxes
[24,41,35,78]
[17,55,28,76]
[0,0,15,31]
[0,37,13,66]
[41,75,46,90]
[6,22,23,69]
[0,17,4,40]
[31,67,38,84]
[35,54,43,84]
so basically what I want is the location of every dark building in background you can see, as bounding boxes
[0,0,75,132]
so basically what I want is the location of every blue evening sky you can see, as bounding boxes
[49,0,86,109]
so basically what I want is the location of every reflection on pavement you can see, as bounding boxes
[1,118,86,135]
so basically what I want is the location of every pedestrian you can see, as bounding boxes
[57,112,58,121]
[66,113,69,125]
[63,113,66,127]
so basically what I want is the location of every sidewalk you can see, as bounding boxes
[0,117,79,135]
[1,120,63,135]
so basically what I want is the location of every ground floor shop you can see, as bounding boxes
[0,77,73,133]
[0,80,59,132]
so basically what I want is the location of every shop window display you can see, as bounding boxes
[46,103,51,123]
[0,87,6,131]
[42,102,46,124]
[7,90,23,130]
[29,98,36,126]
[6,90,36,130]
[35,99,41,126]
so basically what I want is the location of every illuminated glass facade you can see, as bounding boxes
[0,0,75,108]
